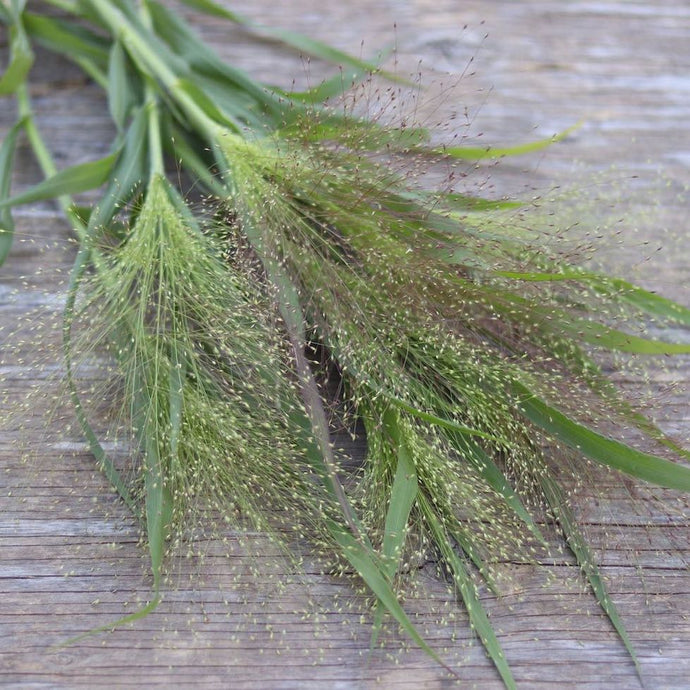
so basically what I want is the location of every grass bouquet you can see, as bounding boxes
[2,1,689,686]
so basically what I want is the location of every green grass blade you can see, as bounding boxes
[0,116,26,265]
[446,526,498,593]
[617,404,690,464]
[56,595,161,646]
[328,519,457,679]
[0,6,34,96]
[280,66,376,103]
[388,395,510,445]
[258,27,392,77]
[231,196,367,540]
[108,40,136,130]
[132,366,173,593]
[88,106,148,232]
[175,0,400,82]
[9,1,27,18]
[0,151,119,209]
[514,382,690,491]
[371,408,419,650]
[380,409,418,568]
[23,12,110,68]
[285,405,372,550]
[174,0,245,23]
[570,319,690,354]
[278,116,429,151]
[419,494,517,690]
[445,431,547,545]
[436,192,523,212]
[84,0,190,86]
[436,122,581,160]
[492,289,690,354]
[540,474,641,679]
[497,269,690,325]
[395,188,522,213]
[165,124,226,197]
[497,269,589,282]
[187,74,268,130]
[598,278,690,326]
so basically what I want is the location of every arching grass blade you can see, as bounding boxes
[419,494,517,690]
[514,382,690,491]
[540,474,641,679]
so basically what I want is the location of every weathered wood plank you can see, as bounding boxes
[1,1,689,688]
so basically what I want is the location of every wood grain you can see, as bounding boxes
[1,1,688,687]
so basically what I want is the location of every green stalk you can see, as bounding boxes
[15,82,86,237]
[144,86,165,177]
[140,0,165,180]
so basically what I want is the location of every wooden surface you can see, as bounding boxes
[1,1,689,687]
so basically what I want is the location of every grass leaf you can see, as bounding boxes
[174,0,245,23]
[388,395,510,445]
[175,0,400,82]
[56,596,161,646]
[420,494,517,690]
[87,105,148,232]
[514,382,690,491]
[279,65,376,103]
[233,198,365,539]
[380,409,419,569]
[433,191,523,212]
[499,269,690,326]
[0,116,26,265]
[437,122,581,160]
[133,370,173,592]
[173,78,241,131]
[371,408,419,650]
[569,319,690,354]
[0,151,119,209]
[328,518,457,678]
[108,40,136,130]
[23,12,110,67]
[148,1,283,125]
[445,431,547,545]
[0,5,34,96]
[164,123,226,197]
[168,340,185,472]
[540,474,641,678]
